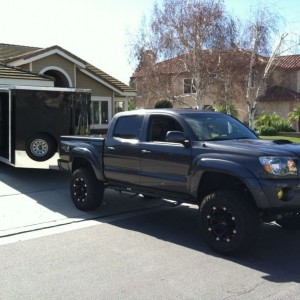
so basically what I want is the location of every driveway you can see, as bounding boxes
[0,162,166,244]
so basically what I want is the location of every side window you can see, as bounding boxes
[148,116,183,142]
[113,115,143,140]
[183,78,196,94]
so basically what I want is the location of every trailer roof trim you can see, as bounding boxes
[0,85,91,93]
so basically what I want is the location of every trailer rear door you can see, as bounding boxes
[0,91,10,161]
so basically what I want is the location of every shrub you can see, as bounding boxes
[257,125,277,136]
[154,99,173,108]
[255,112,295,134]
[214,101,238,119]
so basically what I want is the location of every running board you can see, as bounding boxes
[160,198,182,207]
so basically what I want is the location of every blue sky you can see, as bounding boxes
[1,0,299,85]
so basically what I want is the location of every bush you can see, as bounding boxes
[255,112,295,134]
[257,126,277,136]
[274,120,295,132]
[214,101,238,119]
[154,99,173,108]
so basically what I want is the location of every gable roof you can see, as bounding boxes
[0,43,135,96]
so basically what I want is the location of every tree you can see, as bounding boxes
[288,107,300,132]
[214,100,238,119]
[129,0,236,109]
[238,4,288,129]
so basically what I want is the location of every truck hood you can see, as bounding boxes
[202,138,300,157]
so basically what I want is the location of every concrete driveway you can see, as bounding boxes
[0,162,166,244]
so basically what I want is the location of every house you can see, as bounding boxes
[131,49,300,123]
[0,43,136,133]
[258,55,300,119]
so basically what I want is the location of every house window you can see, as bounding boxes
[183,78,196,94]
[90,97,111,129]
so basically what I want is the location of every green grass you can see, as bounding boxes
[260,136,300,143]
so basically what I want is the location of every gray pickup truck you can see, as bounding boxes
[58,109,300,255]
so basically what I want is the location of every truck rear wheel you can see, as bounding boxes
[198,190,260,255]
[71,167,104,211]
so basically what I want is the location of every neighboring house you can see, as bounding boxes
[0,43,136,133]
[258,55,300,119]
[131,50,300,123]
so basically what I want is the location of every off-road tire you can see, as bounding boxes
[199,189,260,255]
[71,167,104,211]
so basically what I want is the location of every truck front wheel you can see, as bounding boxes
[198,190,260,255]
[71,167,104,211]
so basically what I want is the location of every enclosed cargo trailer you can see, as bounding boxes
[0,85,91,168]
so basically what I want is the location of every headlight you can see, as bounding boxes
[259,156,297,176]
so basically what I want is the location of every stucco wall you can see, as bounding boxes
[76,70,113,97]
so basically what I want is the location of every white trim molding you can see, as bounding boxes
[9,48,86,69]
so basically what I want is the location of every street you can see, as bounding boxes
[0,162,300,299]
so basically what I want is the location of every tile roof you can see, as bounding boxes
[259,86,300,102]
[273,55,300,69]
[0,44,40,62]
[133,49,268,78]
[85,64,136,94]
[0,63,53,82]
[0,43,135,94]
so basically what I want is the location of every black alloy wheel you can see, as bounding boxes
[199,189,260,255]
[71,167,104,211]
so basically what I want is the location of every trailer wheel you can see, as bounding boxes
[71,167,104,211]
[26,133,56,161]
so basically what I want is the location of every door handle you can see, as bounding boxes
[141,149,151,154]
[107,146,115,151]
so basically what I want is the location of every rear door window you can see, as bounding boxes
[113,115,143,140]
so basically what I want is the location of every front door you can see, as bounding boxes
[140,115,192,196]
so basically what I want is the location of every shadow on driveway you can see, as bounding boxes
[108,199,300,284]
[1,162,300,284]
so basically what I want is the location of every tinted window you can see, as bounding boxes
[182,113,257,141]
[113,115,143,139]
[148,115,183,142]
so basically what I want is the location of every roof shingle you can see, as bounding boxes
[0,63,52,82]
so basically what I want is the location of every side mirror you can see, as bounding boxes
[166,131,190,146]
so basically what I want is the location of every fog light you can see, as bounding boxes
[278,189,284,200]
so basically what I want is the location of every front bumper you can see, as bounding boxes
[258,178,300,211]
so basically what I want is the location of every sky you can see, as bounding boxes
[1,0,300,85]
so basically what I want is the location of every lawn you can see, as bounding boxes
[260,136,300,143]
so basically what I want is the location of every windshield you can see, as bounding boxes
[182,113,257,141]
